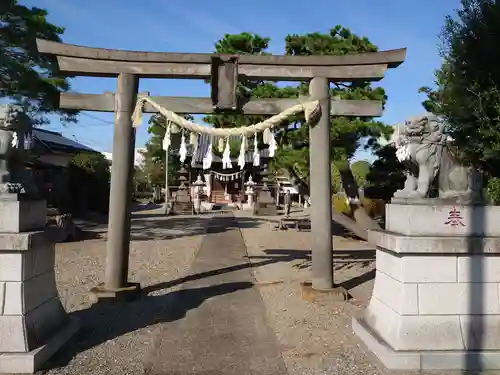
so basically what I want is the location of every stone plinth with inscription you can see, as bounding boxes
[0,105,78,374]
[353,200,500,371]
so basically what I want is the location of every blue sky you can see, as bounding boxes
[24,0,460,160]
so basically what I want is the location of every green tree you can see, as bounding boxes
[69,152,111,213]
[1,0,76,124]
[200,28,389,232]
[351,160,371,188]
[331,163,342,193]
[365,145,406,202]
[205,29,391,193]
[420,0,500,175]
[273,27,391,192]
[487,177,500,205]
[71,152,110,180]
[142,113,195,187]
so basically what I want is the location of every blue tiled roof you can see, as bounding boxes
[33,129,97,153]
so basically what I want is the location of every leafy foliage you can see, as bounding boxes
[69,152,111,213]
[365,145,406,202]
[420,0,500,175]
[71,152,110,180]
[202,28,391,189]
[487,177,500,205]
[1,0,77,125]
[351,160,371,188]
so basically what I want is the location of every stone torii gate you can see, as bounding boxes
[36,39,405,298]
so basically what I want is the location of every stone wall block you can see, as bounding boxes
[364,297,464,351]
[0,200,46,233]
[386,204,500,237]
[371,271,418,315]
[31,243,55,279]
[0,316,27,352]
[418,283,500,315]
[24,298,67,349]
[0,253,25,281]
[458,256,500,282]
[23,271,58,314]
[3,282,22,315]
[377,250,457,283]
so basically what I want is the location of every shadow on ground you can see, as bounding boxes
[72,215,262,242]
[144,248,375,296]
[71,208,363,242]
[44,281,254,370]
[48,245,373,369]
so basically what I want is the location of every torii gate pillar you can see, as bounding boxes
[308,77,335,290]
[91,73,141,301]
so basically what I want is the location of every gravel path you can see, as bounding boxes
[40,212,210,375]
[146,213,287,375]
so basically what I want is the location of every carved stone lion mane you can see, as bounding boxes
[393,114,482,201]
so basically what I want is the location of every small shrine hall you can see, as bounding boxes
[169,133,272,204]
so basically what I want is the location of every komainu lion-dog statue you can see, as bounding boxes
[393,114,482,201]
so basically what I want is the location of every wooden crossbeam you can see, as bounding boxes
[56,56,388,81]
[37,39,406,68]
[59,92,383,117]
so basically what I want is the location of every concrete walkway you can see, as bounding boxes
[146,213,288,375]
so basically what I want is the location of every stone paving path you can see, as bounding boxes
[145,213,288,375]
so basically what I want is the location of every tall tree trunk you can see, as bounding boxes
[332,211,368,241]
[337,164,382,231]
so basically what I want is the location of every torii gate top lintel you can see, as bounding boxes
[36,38,406,69]
[35,38,406,115]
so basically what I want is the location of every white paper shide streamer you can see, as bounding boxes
[178,131,187,163]
[11,132,18,149]
[268,132,277,157]
[162,123,171,151]
[131,96,322,171]
[203,137,213,170]
[237,136,247,170]
[212,170,242,181]
[222,138,232,169]
[252,134,260,166]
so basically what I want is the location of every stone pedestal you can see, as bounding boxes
[0,198,78,374]
[353,201,500,371]
[243,190,254,210]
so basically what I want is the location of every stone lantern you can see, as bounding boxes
[192,174,205,214]
[244,175,256,210]
[172,166,193,215]
[253,165,277,216]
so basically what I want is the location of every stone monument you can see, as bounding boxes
[253,166,277,216]
[0,104,78,373]
[353,114,500,371]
